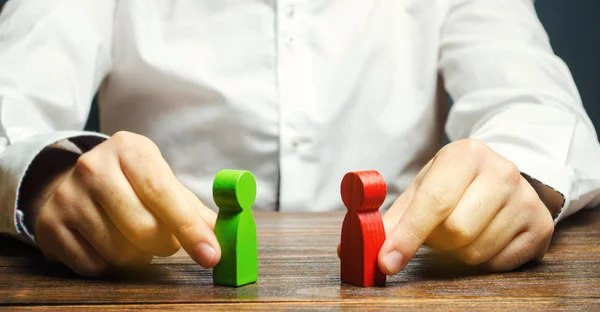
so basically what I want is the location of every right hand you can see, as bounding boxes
[34,131,220,277]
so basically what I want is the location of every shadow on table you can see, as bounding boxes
[0,235,41,257]
[553,205,600,231]
[391,206,600,283]
[0,234,177,282]
[1,207,598,283]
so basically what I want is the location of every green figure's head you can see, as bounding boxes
[213,170,257,212]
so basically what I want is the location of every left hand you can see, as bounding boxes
[378,139,558,274]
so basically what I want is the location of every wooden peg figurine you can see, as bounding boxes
[212,169,258,287]
[340,170,387,287]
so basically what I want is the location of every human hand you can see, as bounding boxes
[33,131,219,277]
[378,139,557,274]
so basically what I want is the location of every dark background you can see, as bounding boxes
[1,0,599,135]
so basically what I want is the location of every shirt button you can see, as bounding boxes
[287,8,295,18]
[286,37,295,50]
[290,140,299,152]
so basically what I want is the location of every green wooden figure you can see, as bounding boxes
[212,169,258,287]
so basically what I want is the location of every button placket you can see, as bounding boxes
[278,0,301,211]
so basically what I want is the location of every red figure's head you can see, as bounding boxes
[340,170,386,213]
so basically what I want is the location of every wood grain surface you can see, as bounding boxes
[1,209,600,311]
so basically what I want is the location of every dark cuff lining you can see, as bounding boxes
[17,147,81,238]
[521,172,566,220]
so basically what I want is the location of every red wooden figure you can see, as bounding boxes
[340,170,387,287]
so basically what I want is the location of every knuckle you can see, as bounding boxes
[458,139,486,154]
[443,219,475,247]
[423,185,454,216]
[129,219,180,256]
[130,218,160,241]
[542,219,555,238]
[459,246,485,266]
[497,161,521,186]
[113,131,159,154]
[111,131,138,147]
[74,153,98,178]
[521,187,542,212]
[51,186,73,208]
[435,143,452,157]
[144,177,170,199]
[175,222,196,239]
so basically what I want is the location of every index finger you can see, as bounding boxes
[118,139,221,268]
[378,151,478,274]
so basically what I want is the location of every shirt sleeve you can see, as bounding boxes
[0,1,116,243]
[441,0,600,222]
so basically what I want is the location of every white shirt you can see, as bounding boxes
[1,0,600,244]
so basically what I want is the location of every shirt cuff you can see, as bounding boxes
[0,131,108,245]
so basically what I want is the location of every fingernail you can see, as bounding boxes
[383,250,404,275]
[194,242,217,268]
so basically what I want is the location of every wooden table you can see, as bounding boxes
[1,210,600,311]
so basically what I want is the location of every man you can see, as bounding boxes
[1,0,599,277]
